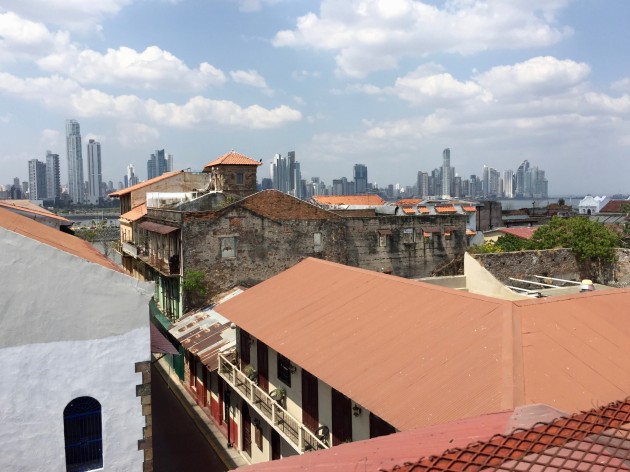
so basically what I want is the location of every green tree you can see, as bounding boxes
[528,216,620,262]
[182,270,207,310]
[557,198,565,206]
[494,234,530,252]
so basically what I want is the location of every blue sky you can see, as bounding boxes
[1,0,629,195]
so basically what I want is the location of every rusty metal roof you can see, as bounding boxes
[120,203,147,222]
[138,220,178,234]
[202,150,262,171]
[237,189,340,221]
[215,258,630,432]
[0,208,122,272]
[169,288,243,371]
[109,171,184,197]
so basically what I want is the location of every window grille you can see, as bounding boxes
[63,396,103,472]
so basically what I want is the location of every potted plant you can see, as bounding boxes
[244,364,257,381]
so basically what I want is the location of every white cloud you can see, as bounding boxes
[230,69,268,89]
[1,0,131,32]
[475,56,590,98]
[231,0,282,13]
[40,128,60,148]
[0,72,301,130]
[273,0,572,77]
[39,45,227,90]
[116,122,160,147]
[291,70,321,81]
[0,11,71,63]
[611,78,630,93]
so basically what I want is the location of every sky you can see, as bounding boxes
[1,0,629,196]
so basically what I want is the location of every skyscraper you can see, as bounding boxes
[87,139,103,205]
[46,151,61,201]
[503,170,514,198]
[28,159,47,200]
[441,148,453,198]
[66,119,84,204]
[147,149,167,180]
[353,164,368,194]
[127,164,138,187]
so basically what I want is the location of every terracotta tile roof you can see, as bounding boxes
[391,397,630,471]
[498,226,538,240]
[0,208,122,272]
[402,206,416,215]
[462,205,477,212]
[435,205,457,213]
[417,206,430,214]
[0,200,72,223]
[237,190,340,221]
[109,171,184,197]
[600,199,630,213]
[397,198,422,206]
[215,258,630,432]
[202,150,262,171]
[331,209,377,217]
[120,203,147,222]
[312,194,386,206]
[466,229,477,236]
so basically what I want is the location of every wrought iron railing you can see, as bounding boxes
[218,353,329,453]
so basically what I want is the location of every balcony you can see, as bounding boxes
[121,241,140,257]
[218,353,329,453]
[121,240,181,277]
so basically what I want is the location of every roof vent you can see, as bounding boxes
[579,279,594,292]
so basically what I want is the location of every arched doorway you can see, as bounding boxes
[63,396,103,472]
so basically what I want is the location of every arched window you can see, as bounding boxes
[63,397,103,472]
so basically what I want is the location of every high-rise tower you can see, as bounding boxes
[46,151,61,200]
[354,164,368,194]
[87,139,102,205]
[66,119,84,204]
[28,159,47,200]
[441,148,453,198]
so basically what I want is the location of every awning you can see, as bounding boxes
[150,323,179,355]
[444,226,459,232]
[169,288,243,371]
[377,229,392,235]
[139,221,179,234]
[422,226,441,233]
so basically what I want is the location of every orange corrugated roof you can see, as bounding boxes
[216,258,630,432]
[0,208,122,272]
[121,203,147,222]
[397,199,421,206]
[462,205,477,212]
[466,229,477,235]
[203,150,262,171]
[434,205,457,213]
[217,258,507,431]
[313,195,386,206]
[0,201,72,223]
[402,206,416,215]
[417,206,430,214]
[109,171,184,197]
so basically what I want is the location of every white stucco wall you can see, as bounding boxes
[0,228,153,471]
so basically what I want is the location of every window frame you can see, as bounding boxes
[220,236,237,259]
[277,353,292,387]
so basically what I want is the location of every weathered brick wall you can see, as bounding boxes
[344,215,468,278]
[182,207,347,299]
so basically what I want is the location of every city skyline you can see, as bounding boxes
[0,2,629,194]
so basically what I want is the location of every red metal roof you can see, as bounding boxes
[0,208,122,272]
[202,150,262,171]
[498,226,538,240]
[402,206,416,215]
[600,199,630,213]
[215,258,630,432]
[0,200,72,223]
[109,171,184,197]
[139,220,178,234]
[462,205,477,212]
[417,206,430,214]
[397,198,422,206]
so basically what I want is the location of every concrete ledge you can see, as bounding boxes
[152,355,249,470]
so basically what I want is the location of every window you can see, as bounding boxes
[277,353,292,387]
[220,236,236,259]
[401,228,415,243]
[63,397,103,472]
[314,232,322,252]
[236,172,244,184]
[377,229,391,247]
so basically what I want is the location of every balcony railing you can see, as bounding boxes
[121,240,180,276]
[218,353,329,453]
[122,241,139,257]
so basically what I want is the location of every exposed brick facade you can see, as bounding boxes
[135,360,153,472]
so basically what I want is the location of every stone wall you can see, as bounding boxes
[472,248,630,286]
